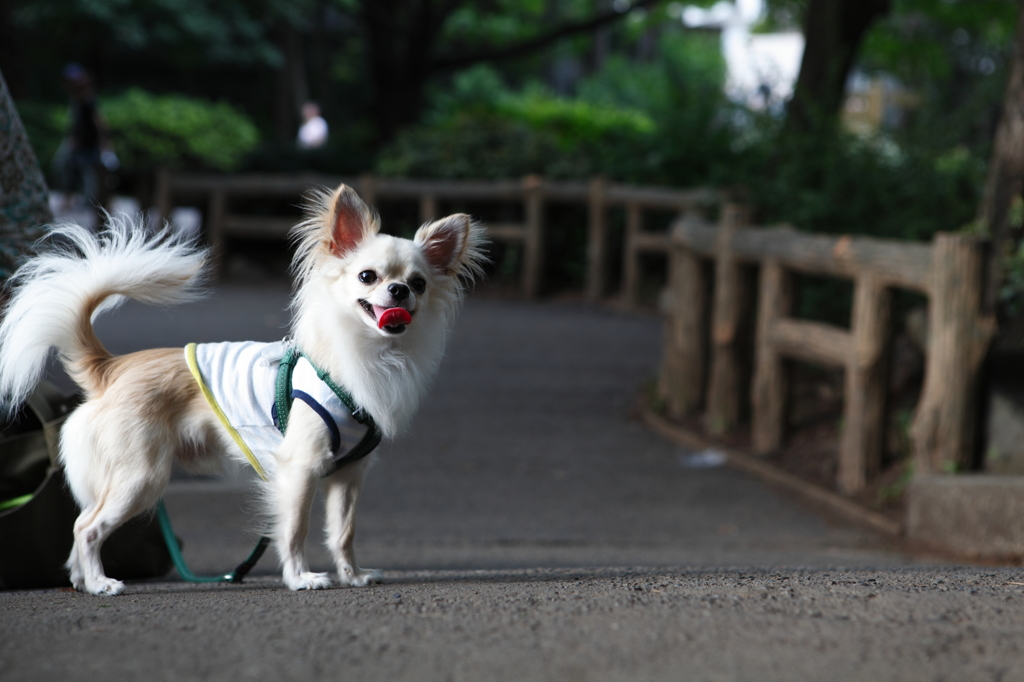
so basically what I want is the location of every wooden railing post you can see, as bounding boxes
[621,202,643,304]
[522,175,545,298]
[911,234,995,474]
[752,259,794,453]
[154,167,172,225]
[586,177,608,302]
[358,173,377,208]
[659,212,710,418]
[207,188,227,274]
[419,194,437,224]
[838,274,891,494]
[705,204,751,435]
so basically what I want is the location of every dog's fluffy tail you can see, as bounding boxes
[0,216,209,410]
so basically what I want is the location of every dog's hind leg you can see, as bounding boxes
[62,409,173,595]
[324,458,380,587]
[70,497,131,595]
[70,477,164,595]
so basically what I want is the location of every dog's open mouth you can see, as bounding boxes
[359,299,413,334]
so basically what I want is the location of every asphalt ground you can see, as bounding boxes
[4,280,1024,681]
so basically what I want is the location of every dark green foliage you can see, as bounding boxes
[734,125,984,240]
[375,65,658,180]
[576,31,739,187]
[370,19,996,296]
[378,26,985,245]
[376,112,571,180]
[731,126,984,322]
[376,31,737,186]
[12,0,294,69]
[7,0,1011,302]
[1002,248,1024,316]
[103,89,259,171]
[18,90,260,177]
[13,102,66,178]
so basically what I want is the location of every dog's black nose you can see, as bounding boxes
[388,282,410,301]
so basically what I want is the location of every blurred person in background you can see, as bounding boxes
[54,63,118,213]
[297,101,328,149]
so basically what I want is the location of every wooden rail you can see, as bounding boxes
[659,208,994,495]
[154,170,716,300]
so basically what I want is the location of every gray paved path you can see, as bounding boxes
[6,283,1024,681]
[83,282,905,572]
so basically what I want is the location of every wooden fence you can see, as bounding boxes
[659,207,994,495]
[154,170,716,300]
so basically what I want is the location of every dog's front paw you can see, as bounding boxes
[285,571,333,591]
[84,577,125,596]
[338,567,382,587]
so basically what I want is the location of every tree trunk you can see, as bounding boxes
[784,0,891,134]
[0,69,52,279]
[274,22,309,144]
[361,0,450,145]
[310,0,333,109]
[978,0,1024,316]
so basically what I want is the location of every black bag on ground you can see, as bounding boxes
[0,382,172,589]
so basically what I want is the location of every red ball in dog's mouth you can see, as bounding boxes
[377,307,412,330]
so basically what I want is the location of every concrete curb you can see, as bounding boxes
[906,474,1024,560]
[640,406,902,538]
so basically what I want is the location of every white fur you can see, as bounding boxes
[0,186,486,595]
[0,217,208,410]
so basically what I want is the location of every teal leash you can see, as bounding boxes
[156,500,269,584]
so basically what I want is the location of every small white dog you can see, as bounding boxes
[0,184,486,595]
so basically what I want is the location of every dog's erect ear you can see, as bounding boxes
[415,214,471,275]
[329,185,371,258]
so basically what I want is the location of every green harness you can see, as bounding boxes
[273,347,383,477]
[157,345,383,584]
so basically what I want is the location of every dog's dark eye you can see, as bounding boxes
[410,277,426,294]
[358,270,377,285]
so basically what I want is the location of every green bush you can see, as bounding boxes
[577,31,738,187]
[498,91,655,147]
[377,32,739,188]
[18,89,260,175]
[103,89,259,171]
[733,127,984,241]
[379,28,983,248]
[376,113,569,180]
[376,28,990,300]
[722,125,985,324]
[376,65,658,181]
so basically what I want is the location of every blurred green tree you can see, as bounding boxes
[357,0,664,143]
[2,0,674,143]
[783,0,892,135]
[974,1,1024,319]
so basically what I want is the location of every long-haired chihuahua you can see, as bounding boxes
[0,185,486,595]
